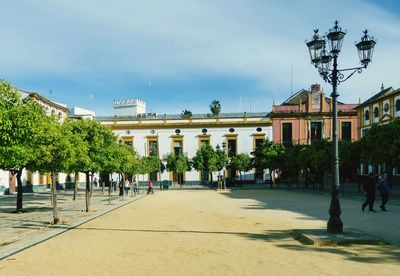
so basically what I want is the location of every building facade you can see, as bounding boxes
[98,113,272,184]
[355,85,400,175]
[269,84,358,146]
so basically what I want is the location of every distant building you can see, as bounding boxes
[98,112,272,184]
[355,85,400,176]
[68,106,95,120]
[113,99,146,117]
[268,84,358,146]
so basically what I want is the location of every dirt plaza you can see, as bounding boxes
[1,189,399,275]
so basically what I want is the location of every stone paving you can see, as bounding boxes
[0,189,145,259]
[0,183,399,260]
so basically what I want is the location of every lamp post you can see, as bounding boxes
[222,141,227,189]
[306,21,376,234]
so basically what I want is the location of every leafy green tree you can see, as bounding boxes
[28,116,75,223]
[309,140,331,189]
[284,144,303,185]
[180,109,192,119]
[361,119,400,186]
[0,81,47,212]
[230,153,252,181]
[210,100,221,117]
[62,119,90,200]
[251,139,286,186]
[339,140,361,181]
[113,142,138,200]
[193,144,218,184]
[68,119,118,211]
[166,153,191,184]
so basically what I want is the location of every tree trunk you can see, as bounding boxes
[269,171,273,188]
[16,170,23,213]
[210,173,213,186]
[121,174,125,200]
[73,172,78,201]
[108,174,112,204]
[51,171,59,224]
[85,172,90,212]
[102,179,105,195]
[90,173,94,197]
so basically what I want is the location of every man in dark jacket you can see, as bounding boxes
[377,173,390,211]
[362,172,376,212]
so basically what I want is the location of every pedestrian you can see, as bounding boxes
[147,180,154,194]
[377,173,390,211]
[119,180,124,196]
[133,177,139,196]
[124,178,130,196]
[362,172,376,212]
[217,175,222,190]
[94,177,99,188]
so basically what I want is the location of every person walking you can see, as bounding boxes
[377,173,390,211]
[133,177,139,196]
[147,180,154,194]
[124,178,130,196]
[362,172,376,212]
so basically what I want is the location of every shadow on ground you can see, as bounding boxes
[46,225,400,264]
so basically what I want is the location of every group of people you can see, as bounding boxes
[119,178,140,196]
[362,172,390,212]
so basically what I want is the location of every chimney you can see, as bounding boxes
[381,83,384,91]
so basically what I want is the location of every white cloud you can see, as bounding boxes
[1,0,399,113]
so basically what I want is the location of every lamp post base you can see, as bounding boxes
[327,219,343,234]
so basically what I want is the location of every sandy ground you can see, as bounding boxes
[1,189,399,276]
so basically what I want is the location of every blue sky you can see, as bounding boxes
[1,0,400,116]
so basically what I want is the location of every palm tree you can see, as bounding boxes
[180,109,192,119]
[210,100,221,116]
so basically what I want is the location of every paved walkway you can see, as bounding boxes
[0,189,145,259]
[0,188,399,275]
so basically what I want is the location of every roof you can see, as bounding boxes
[18,89,68,111]
[357,87,399,108]
[280,88,341,105]
[96,112,269,121]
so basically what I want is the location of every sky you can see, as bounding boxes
[1,0,400,116]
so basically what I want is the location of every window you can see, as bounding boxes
[229,128,235,133]
[361,128,369,138]
[384,103,389,113]
[396,99,400,112]
[374,106,379,118]
[282,123,292,146]
[149,141,158,156]
[364,110,369,121]
[173,140,183,155]
[310,122,322,141]
[256,127,262,132]
[255,138,264,149]
[341,122,352,141]
[175,129,181,134]
[227,139,237,157]
[202,128,207,134]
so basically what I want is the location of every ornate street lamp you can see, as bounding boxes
[306,20,376,234]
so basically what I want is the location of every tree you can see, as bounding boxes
[62,119,90,201]
[284,144,303,185]
[193,144,219,184]
[339,140,361,181]
[309,140,331,189]
[210,100,221,117]
[166,153,191,184]
[180,110,192,119]
[361,119,400,186]
[28,116,75,223]
[251,139,286,187]
[68,119,118,211]
[0,81,47,212]
[113,142,138,200]
[229,153,251,181]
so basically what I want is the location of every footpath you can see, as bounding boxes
[0,189,145,260]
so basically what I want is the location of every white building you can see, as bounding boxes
[113,99,146,117]
[68,106,96,120]
[99,112,272,184]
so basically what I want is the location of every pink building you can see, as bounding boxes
[269,84,358,145]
